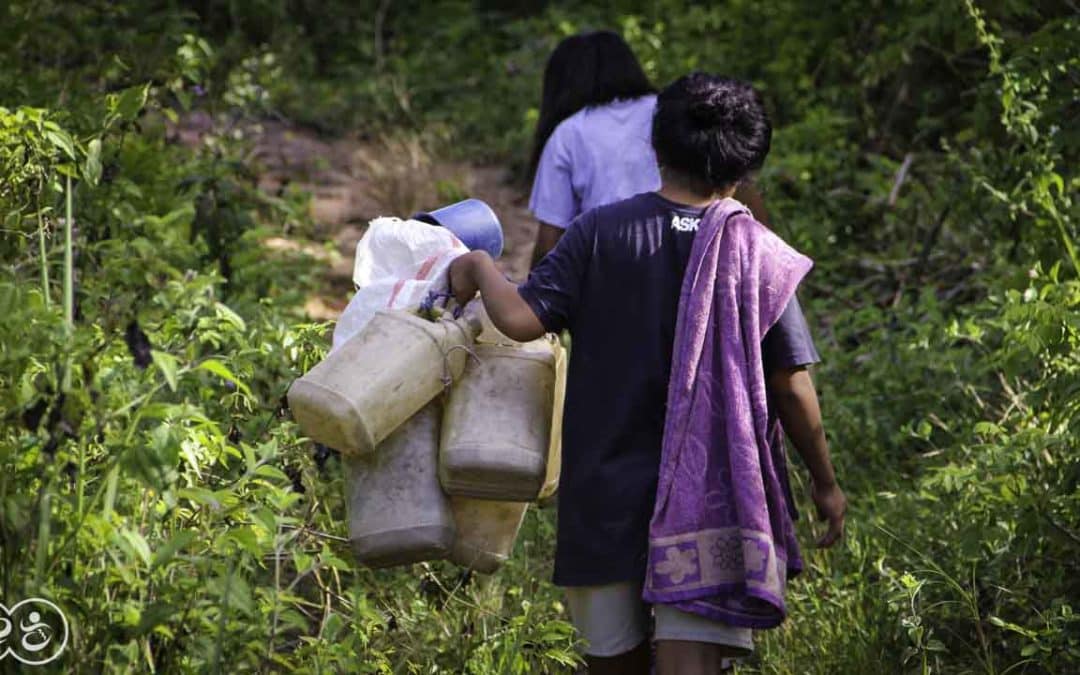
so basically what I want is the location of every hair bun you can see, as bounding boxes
[686,89,740,128]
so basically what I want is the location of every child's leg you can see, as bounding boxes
[653,604,752,675]
[585,641,651,675]
[564,583,651,675]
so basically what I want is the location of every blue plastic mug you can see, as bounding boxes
[412,198,504,259]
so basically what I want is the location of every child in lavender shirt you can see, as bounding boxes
[530,93,660,231]
[528,33,772,267]
[528,31,659,264]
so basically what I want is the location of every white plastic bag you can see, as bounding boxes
[332,217,469,353]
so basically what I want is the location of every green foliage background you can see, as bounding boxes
[1,0,1077,672]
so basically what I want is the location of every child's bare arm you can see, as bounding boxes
[768,366,847,547]
[450,251,546,342]
[531,222,565,267]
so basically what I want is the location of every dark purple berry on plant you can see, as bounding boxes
[418,575,440,600]
[125,321,153,369]
[312,443,336,470]
[285,465,305,494]
[45,393,65,433]
[22,399,48,431]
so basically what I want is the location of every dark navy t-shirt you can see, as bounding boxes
[518,192,819,587]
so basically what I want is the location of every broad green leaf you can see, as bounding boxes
[321,613,345,641]
[151,531,196,569]
[974,421,1003,436]
[226,575,255,617]
[214,302,247,330]
[989,616,1039,638]
[140,402,177,419]
[320,548,351,572]
[255,438,279,461]
[180,439,203,478]
[196,358,250,395]
[174,88,192,112]
[120,528,153,566]
[103,465,120,517]
[251,507,277,535]
[44,129,76,160]
[115,84,149,123]
[242,442,257,472]
[177,487,221,510]
[83,137,102,186]
[151,350,179,391]
[254,463,289,482]
[293,550,313,575]
[225,526,262,558]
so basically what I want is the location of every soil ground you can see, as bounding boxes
[173,113,537,319]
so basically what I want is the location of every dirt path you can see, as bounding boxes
[174,114,536,319]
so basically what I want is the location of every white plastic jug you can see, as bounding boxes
[439,340,556,500]
[449,497,528,574]
[289,309,480,455]
[344,402,454,568]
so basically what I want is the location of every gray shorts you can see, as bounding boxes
[564,582,754,657]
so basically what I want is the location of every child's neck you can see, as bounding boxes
[656,175,737,208]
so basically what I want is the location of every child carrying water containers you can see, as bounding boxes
[448,74,846,674]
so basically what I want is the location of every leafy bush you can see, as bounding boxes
[0,36,580,672]
[1,1,1077,673]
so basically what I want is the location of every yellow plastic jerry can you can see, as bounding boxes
[439,340,557,501]
[449,497,529,574]
[288,309,479,456]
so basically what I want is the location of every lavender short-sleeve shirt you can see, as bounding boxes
[529,95,661,229]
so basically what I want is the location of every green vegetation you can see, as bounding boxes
[1,1,1077,672]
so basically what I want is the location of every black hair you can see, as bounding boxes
[651,73,772,191]
[530,30,655,173]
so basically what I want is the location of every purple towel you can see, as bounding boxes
[643,197,813,629]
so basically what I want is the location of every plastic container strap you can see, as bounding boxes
[441,343,482,391]
[409,315,482,392]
